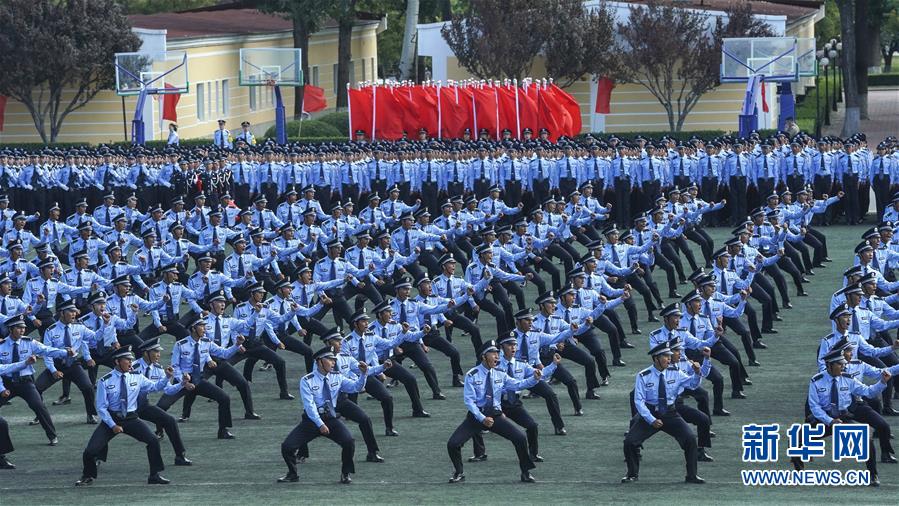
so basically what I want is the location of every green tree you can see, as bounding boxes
[0,0,142,142]
[884,6,899,71]
[543,0,619,88]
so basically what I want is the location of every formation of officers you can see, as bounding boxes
[0,126,888,487]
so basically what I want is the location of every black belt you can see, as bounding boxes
[112,412,139,423]
[479,405,502,417]
[3,374,33,384]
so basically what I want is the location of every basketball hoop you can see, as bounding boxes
[264,79,277,87]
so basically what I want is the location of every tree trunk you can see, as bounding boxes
[398,0,420,80]
[293,14,309,119]
[336,10,354,110]
[883,46,893,73]
[838,0,860,137]
[439,0,452,21]
[855,0,869,120]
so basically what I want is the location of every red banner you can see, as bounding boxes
[472,86,498,139]
[303,85,327,113]
[411,86,439,137]
[439,86,468,140]
[595,77,615,114]
[162,83,180,123]
[549,84,582,137]
[518,87,538,135]
[374,87,405,140]
[496,86,520,137]
[348,86,373,139]
[537,86,564,142]
[392,86,419,136]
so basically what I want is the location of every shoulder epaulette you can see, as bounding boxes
[302,373,314,381]
[176,338,188,345]
[467,367,479,377]
[841,373,854,378]
[812,373,824,381]
[101,372,113,381]
[849,359,861,364]
[200,337,210,342]
[640,368,653,376]
[650,329,663,335]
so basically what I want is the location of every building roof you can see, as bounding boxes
[129,8,380,40]
[615,0,820,22]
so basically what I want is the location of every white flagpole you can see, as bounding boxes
[437,81,442,140]
[346,83,352,141]
[514,79,520,140]
[371,84,377,141]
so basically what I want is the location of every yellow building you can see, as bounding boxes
[0,8,383,144]
[417,0,823,134]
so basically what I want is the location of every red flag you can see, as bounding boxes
[472,86,498,139]
[393,86,419,136]
[303,85,327,113]
[456,87,475,135]
[517,87,538,135]
[496,86,519,137]
[161,84,180,123]
[595,77,615,114]
[548,84,581,137]
[439,86,468,139]
[760,83,769,113]
[537,86,564,142]
[411,86,439,136]
[0,95,7,131]
[348,86,374,139]
[374,87,405,140]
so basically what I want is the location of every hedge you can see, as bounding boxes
[263,120,342,139]
[870,73,899,86]
[315,111,349,137]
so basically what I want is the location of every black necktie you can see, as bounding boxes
[357,336,366,361]
[829,377,839,417]
[657,372,668,414]
[10,341,20,379]
[485,369,494,408]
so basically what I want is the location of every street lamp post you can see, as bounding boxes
[821,51,830,126]
[815,54,824,136]
[829,39,839,111]
[835,41,843,104]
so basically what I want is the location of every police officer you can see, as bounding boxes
[130,338,193,466]
[0,314,67,445]
[447,340,543,483]
[278,346,372,484]
[622,341,711,484]
[0,353,37,469]
[75,346,185,486]
[795,346,890,486]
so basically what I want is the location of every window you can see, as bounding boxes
[214,81,220,118]
[362,59,366,82]
[207,81,213,120]
[348,61,355,87]
[333,64,338,95]
[371,58,376,80]
[221,79,229,115]
[249,85,257,111]
[312,66,319,87]
[196,82,205,120]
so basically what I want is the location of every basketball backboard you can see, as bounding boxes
[239,48,302,87]
[720,37,798,83]
[796,38,817,77]
[115,50,189,96]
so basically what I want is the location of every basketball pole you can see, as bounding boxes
[274,84,287,145]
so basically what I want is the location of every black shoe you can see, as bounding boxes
[147,473,170,485]
[468,454,488,462]
[279,392,296,400]
[612,359,627,367]
[586,390,601,400]
[520,472,536,483]
[175,455,193,466]
[647,315,660,323]
[753,341,767,349]
[881,454,898,463]
[797,291,809,297]
[86,415,98,425]
[0,455,15,470]
[48,437,59,446]
[340,473,352,484]
[178,416,189,423]
[697,449,714,462]
[75,476,94,486]
[366,453,385,463]
[743,378,752,386]
[773,315,783,322]
[709,431,716,438]
[621,475,638,483]
[713,409,731,416]
[277,473,299,483]
[385,428,399,436]
[631,327,642,334]
[532,454,544,463]
[685,475,705,484]
[669,292,682,299]
[244,412,262,420]
[783,302,793,309]
[29,417,40,426]
[749,360,761,366]
[600,377,610,386]
[620,341,635,349]
[882,407,899,416]
[732,391,747,399]
[452,375,464,388]
[823,257,833,262]
[448,472,465,483]
[412,411,431,418]
[762,328,779,334]
[432,393,446,400]
[574,409,584,416]
[791,457,804,471]
[870,475,880,487]
[53,395,71,406]
[155,428,165,440]
[801,277,811,284]
[806,270,815,276]
[217,429,235,440]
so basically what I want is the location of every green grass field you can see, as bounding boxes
[2,224,899,505]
